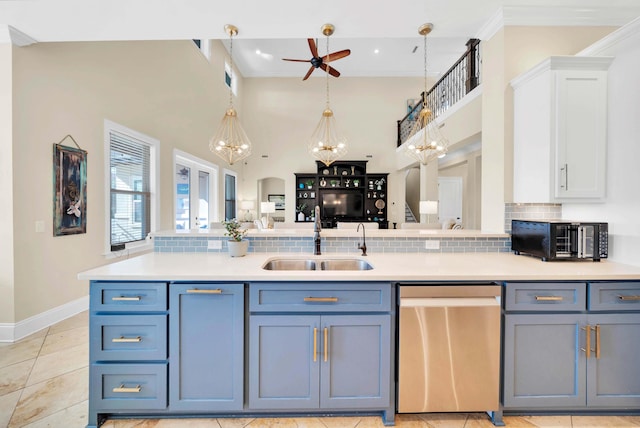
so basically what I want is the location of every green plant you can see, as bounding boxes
[296,203,307,213]
[222,218,247,242]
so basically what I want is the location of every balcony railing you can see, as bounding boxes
[397,38,481,147]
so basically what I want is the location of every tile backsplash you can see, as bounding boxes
[504,203,562,232]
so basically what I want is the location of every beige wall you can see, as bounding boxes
[0,43,15,323]
[9,39,238,322]
[481,25,616,232]
[240,76,422,225]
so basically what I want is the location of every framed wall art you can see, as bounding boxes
[268,194,285,211]
[53,135,87,236]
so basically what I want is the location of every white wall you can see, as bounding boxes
[8,39,239,324]
[0,43,15,323]
[563,20,640,266]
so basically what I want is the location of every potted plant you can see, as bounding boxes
[222,218,249,257]
[296,203,307,222]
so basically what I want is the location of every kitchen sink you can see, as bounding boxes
[262,259,317,271]
[262,258,373,271]
[319,259,373,271]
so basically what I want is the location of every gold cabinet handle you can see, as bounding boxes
[112,336,142,343]
[111,296,141,301]
[187,288,222,294]
[304,297,338,303]
[581,325,591,358]
[324,327,328,362]
[313,328,318,363]
[595,325,601,359]
[618,295,640,301]
[535,296,564,301]
[112,384,141,393]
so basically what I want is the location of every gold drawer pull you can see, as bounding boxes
[618,295,640,301]
[111,296,141,301]
[535,296,564,301]
[113,384,141,393]
[187,288,222,294]
[112,336,142,343]
[304,297,338,303]
[313,328,318,363]
[324,327,329,362]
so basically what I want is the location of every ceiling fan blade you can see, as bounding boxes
[308,38,319,58]
[302,65,315,81]
[322,49,351,62]
[320,63,341,78]
[282,58,311,63]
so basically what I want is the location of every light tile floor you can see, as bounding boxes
[2,311,640,427]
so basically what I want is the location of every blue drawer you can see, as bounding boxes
[505,282,587,312]
[91,363,167,410]
[91,315,167,361]
[91,282,167,312]
[250,282,391,313]
[589,282,640,311]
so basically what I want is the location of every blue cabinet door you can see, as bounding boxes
[249,315,320,409]
[320,314,390,409]
[587,313,640,407]
[169,283,244,411]
[503,313,587,408]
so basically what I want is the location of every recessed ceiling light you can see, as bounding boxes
[374,49,379,54]
[255,49,261,55]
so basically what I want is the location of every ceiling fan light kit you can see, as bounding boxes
[308,24,348,167]
[404,22,449,165]
[209,24,253,166]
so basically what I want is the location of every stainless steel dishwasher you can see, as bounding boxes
[397,284,501,413]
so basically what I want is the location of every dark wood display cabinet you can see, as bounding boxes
[295,161,388,229]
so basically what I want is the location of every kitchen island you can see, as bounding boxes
[79,251,640,428]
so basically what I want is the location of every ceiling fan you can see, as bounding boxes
[282,24,351,81]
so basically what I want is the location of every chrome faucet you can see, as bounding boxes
[313,205,321,255]
[357,223,367,256]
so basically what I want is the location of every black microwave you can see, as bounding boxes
[511,220,608,261]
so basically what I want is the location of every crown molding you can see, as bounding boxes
[577,15,640,57]
[475,5,640,41]
[0,25,37,46]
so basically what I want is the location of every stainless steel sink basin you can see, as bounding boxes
[262,259,316,271]
[320,259,373,271]
[262,258,373,271]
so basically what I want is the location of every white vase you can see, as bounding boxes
[227,240,249,257]
[297,212,305,222]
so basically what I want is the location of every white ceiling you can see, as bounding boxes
[2,0,640,79]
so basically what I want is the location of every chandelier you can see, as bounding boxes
[404,23,449,165]
[308,24,347,167]
[210,24,252,166]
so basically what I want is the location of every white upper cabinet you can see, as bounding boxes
[512,56,613,203]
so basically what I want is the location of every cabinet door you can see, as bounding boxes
[587,314,640,407]
[320,315,390,409]
[554,69,608,199]
[249,315,320,409]
[503,314,586,408]
[169,283,244,411]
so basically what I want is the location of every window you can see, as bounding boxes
[105,120,158,253]
[224,170,237,221]
[174,150,219,230]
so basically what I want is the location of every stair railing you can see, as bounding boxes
[397,38,481,147]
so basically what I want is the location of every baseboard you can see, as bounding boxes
[0,295,89,343]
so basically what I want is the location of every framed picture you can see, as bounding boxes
[53,143,87,236]
[268,194,285,210]
[407,98,421,120]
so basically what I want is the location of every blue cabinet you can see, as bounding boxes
[169,283,244,411]
[248,282,394,425]
[503,281,640,410]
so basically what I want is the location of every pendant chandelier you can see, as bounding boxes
[404,23,449,165]
[308,24,347,167]
[210,24,252,166]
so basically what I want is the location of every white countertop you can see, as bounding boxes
[78,252,640,282]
